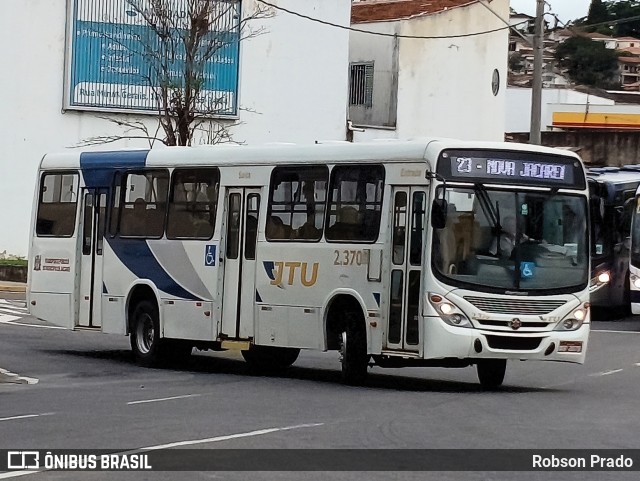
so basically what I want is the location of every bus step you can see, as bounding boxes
[220,340,251,351]
[74,326,102,332]
[381,350,421,359]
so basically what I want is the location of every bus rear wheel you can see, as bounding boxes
[242,345,300,372]
[340,316,369,386]
[476,359,506,389]
[130,300,164,367]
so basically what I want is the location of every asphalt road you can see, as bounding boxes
[1,293,640,481]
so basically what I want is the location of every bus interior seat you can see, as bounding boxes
[327,206,359,240]
[266,215,290,240]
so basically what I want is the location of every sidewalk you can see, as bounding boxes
[0,281,27,293]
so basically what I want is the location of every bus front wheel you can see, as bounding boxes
[476,359,507,389]
[340,316,369,385]
[130,300,164,367]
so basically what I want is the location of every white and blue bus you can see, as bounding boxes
[28,139,596,388]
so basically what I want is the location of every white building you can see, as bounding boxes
[0,0,352,257]
[506,88,615,133]
[348,0,510,142]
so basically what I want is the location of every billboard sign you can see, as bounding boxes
[66,0,240,115]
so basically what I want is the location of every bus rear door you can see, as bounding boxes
[220,188,261,339]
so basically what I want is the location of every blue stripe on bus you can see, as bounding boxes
[630,290,640,303]
[80,150,148,188]
[107,238,201,301]
[373,293,381,307]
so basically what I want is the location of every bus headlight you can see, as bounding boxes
[554,317,584,331]
[429,294,473,328]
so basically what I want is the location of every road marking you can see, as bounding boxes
[127,394,201,405]
[140,422,324,450]
[0,318,65,330]
[0,422,323,478]
[0,368,39,385]
[0,413,53,422]
[0,472,34,479]
[0,314,20,323]
[589,369,624,377]
[0,306,28,315]
[635,363,640,367]
[0,300,27,309]
[592,329,640,334]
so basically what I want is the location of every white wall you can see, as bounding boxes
[506,87,615,133]
[394,0,509,141]
[351,0,510,142]
[0,0,351,256]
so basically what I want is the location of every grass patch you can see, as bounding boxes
[0,259,27,267]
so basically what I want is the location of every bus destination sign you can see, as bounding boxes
[437,150,583,188]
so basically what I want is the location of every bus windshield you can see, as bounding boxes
[432,186,589,293]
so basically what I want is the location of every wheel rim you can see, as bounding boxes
[136,313,154,355]
[339,331,347,365]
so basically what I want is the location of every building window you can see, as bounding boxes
[349,62,374,108]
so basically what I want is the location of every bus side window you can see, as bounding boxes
[36,172,79,237]
[266,165,328,242]
[166,168,220,240]
[326,165,384,243]
[119,170,169,238]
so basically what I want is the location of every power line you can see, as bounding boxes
[256,0,527,40]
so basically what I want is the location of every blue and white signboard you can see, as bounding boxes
[66,0,240,115]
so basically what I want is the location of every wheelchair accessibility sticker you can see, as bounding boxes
[520,262,535,279]
[205,245,216,266]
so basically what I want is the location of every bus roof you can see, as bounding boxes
[587,165,640,184]
[39,139,583,171]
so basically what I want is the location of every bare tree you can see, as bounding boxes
[79,0,269,147]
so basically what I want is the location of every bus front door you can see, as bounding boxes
[387,187,428,352]
[220,188,261,340]
[77,188,107,328]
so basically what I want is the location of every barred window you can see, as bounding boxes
[167,168,220,240]
[266,166,328,241]
[36,173,79,237]
[349,62,374,107]
[326,165,385,243]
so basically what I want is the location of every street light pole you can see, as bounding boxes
[529,0,545,145]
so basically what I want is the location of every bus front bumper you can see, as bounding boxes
[422,317,589,364]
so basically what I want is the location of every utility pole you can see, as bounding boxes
[529,0,545,145]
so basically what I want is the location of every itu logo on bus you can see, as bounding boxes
[263,261,319,287]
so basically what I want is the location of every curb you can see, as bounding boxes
[0,285,27,293]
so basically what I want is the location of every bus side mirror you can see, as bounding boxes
[431,199,448,229]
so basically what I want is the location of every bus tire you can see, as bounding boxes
[130,299,164,367]
[340,314,369,385]
[476,359,506,389]
[242,345,300,372]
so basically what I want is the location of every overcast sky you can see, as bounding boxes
[510,0,592,24]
